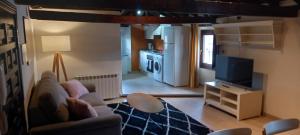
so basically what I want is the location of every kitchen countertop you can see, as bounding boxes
[140,49,163,55]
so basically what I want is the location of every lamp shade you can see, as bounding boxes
[41,36,71,52]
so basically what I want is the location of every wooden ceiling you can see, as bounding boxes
[15,0,299,24]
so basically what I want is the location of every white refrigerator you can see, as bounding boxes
[162,26,190,87]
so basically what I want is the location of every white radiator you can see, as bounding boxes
[74,74,120,99]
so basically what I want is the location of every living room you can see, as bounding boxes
[0,0,300,135]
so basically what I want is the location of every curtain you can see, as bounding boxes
[189,24,199,88]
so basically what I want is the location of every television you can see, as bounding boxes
[215,55,254,88]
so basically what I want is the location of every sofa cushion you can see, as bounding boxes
[62,80,89,98]
[37,78,70,123]
[93,106,114,117]
[41,71,57,81]
[67,98,98,120]
[79,93,105,106]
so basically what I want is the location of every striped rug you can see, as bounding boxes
[108,100,212,135]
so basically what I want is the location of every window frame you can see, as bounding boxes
[200,30,217,70]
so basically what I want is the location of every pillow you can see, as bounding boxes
[37,79,70,123]
[67,98,98,120]
[62,80,89,98]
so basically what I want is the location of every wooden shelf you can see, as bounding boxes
[0,43,15,54]
[217,41,240,45]
[206,98,220,107]
[240,34,273,36]
[241,41,273,45]
[207,91,221,97]
[216,34,239,36]
[221,103,237,115]
[221,97,237,105]
[204,81,263,120]
[213,20,282,49]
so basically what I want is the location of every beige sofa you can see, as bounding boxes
[28,71,122,135]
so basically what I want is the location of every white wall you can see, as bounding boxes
[199,17,300,120]
[32,20,121,81]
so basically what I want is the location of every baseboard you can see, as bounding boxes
[121,94,203,98]
[262,112,280,119]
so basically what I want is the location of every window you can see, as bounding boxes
[200,30,216,69]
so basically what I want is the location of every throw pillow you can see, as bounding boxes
[67,98,98,120]
[62,80,89,98]
[38,79,70,123]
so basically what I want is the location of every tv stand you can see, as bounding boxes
[222,84,230,88]
[204,81,263,120]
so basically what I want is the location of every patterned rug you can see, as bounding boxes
[108,100,212,135]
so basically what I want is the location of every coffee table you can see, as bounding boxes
[127,93,164,128]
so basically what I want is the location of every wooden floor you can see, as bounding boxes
[122,72,202,96]
[106,97,300,135]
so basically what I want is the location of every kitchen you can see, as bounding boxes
[121,24,202,96]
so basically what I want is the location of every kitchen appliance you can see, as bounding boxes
[162,26,190,87]
[147,43,154,50]
[153,53,163,82]
[146,55,154,73]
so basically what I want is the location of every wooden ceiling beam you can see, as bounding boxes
[29,10,216,24]
[15,0,298,17]
[195,1,297,17]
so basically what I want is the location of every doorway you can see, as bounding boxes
[121,24,203,96]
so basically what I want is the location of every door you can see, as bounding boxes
[154,61,162,74]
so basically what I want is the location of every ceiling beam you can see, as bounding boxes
[16,0,298,17]
[195,1,297,17]
[29,10,216,24]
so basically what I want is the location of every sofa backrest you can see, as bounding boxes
[28,71,70,128]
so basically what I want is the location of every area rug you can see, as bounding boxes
[108,100,212,135]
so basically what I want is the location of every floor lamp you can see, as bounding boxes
[42,36,71,81]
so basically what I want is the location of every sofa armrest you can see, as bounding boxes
[81,82,96,93]
[30,114,122,135]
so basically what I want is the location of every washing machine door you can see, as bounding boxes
[154,61,161,73]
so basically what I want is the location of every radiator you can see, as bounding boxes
[74,74,120,99]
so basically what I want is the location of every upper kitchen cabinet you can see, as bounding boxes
[144,25,163,39]
[214,20,282,49]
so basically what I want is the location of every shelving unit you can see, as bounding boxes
[204,81,263,120]
[214,20,282,49]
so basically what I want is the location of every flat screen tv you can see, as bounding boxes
[215,55,254,88]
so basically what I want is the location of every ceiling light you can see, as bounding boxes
[137,10,142,16]
[159,14,165,18]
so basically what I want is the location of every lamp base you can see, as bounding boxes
[52,52,68,81]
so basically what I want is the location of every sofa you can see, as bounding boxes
[28,71,122,135]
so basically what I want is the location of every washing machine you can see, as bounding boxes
[153,53,163,82]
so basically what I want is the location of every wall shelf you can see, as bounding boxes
[214,20,282,49]
[204,81,263,120]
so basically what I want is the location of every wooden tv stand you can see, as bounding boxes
[204,81,263,120]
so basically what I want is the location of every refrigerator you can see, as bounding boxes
[162,26,190,87]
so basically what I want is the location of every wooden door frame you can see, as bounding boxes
[199,29,216,70]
